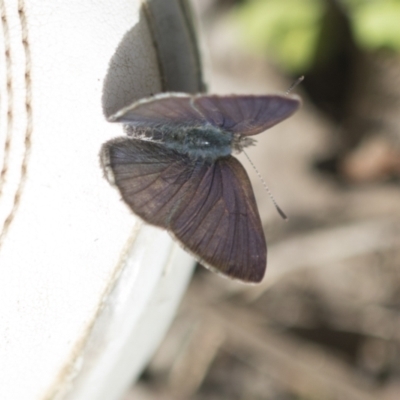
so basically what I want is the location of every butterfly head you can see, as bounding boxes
[231,134,257,154]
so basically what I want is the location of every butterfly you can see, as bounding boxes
[100,92,301,283]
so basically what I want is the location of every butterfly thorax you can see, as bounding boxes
[124,124,238,161]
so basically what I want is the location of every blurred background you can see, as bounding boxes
[128,0,400,398]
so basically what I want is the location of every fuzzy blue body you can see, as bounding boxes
[125,124,234,161]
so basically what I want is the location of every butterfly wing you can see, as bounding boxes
[108,93,207,128]
[170,155,266,283]
[193,94,300,136]
[101,137,199,227]
[101,138,266,282]
[109,93,301,138]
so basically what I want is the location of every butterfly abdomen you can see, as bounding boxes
[125,124,233,161]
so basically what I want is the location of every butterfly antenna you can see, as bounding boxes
[242,150,288,220]
[286,75,304,95]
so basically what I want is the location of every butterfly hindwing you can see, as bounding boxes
[101,138,266,282]
[109,93,207,128]
[101,137,199,227]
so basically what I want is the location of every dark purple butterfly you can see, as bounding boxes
[100,93,301,283]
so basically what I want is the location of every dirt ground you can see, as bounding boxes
[127,2,400,399]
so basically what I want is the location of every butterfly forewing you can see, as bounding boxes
[110,93,301,138]
[170,156,266,282]
[102,138,266,282]
[193,94,300,135]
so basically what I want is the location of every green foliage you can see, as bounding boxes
[233,0,325,72]
[233,0,400,73]
[342,0,400,51]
